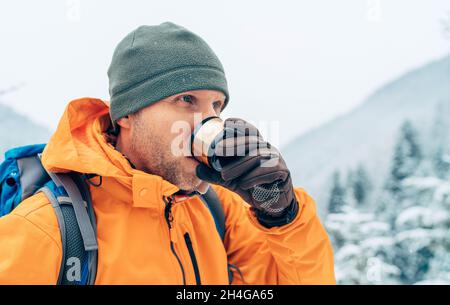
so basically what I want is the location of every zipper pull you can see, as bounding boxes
[164,196,177,243]
[164,196,173,226]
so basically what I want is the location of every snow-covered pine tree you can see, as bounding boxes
[377,121,424,226]
[325,167,398,284]
[392,175,450,284]
[386,120,423,196]
[383,115,450,284]
[431,100,450,179]
[352,164,373,207]
[328,171,346,214]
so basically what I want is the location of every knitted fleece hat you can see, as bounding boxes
[107,21,229,125]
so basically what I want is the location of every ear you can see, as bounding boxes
[116,115,132,129]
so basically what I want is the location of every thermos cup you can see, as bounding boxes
[190,116,244,172]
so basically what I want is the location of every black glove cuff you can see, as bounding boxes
[253,198,299,228]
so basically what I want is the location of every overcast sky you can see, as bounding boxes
[1,0,449,147]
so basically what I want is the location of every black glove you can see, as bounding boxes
[195,118,299,228]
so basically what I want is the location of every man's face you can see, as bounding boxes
[124,89,225,192]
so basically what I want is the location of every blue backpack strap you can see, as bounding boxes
[201,186,244,284]
[39,171,98,285]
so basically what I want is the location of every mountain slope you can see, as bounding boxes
[0,102,51,159]
[283,54,450,215]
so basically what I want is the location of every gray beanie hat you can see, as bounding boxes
[107,21,229,124]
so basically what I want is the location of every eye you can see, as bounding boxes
[179,94,195,104]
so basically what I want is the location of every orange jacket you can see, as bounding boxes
[0,98,335,285]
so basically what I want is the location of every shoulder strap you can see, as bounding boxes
[48,172,98,251]
[69,172,98,285]
[201,186,238,284]
[200,186,246,284]
[200,186,225,241]
[39,172,98,285]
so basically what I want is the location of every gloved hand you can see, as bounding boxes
[195,118,299,228]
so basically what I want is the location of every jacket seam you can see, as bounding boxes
[9,213,62,252]
[15,201,52,218]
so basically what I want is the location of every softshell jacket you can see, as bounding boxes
[0,98,335,284]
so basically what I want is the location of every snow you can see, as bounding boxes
[361,237,395,251]
[327,210,374,224]
[395,228,448,252]
[442,154,450,164]
[396,206,449,229]
[402,177,443,190]
[360,222,390,236]
[433,182,450,205]
[335,244,362,261]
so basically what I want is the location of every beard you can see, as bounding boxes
[130,114,201,191]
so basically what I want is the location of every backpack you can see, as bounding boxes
[0,144,237,285]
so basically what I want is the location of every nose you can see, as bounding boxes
[200,101,220,121]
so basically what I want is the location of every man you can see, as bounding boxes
[0,22,335,284]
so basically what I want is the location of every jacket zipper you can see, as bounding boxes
[163,196,186,285]
[184,232,201,285]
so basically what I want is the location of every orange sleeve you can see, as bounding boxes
[0,194,62,284]
[215,185,336,285]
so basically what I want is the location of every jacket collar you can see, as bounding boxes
[131,171,180,208]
